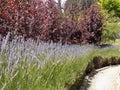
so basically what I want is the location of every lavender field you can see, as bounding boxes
[0,34,119,90]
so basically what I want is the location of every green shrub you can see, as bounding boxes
[97,1,120,43]
[102,23,120,42]
[98,0,120,18]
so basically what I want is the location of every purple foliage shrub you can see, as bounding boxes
[80,5,104,44]
[0,0,104,44]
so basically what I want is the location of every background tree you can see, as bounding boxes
[64,0,99,11]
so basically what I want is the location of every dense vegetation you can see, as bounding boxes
[0,0,120,44]
[0,0,105,44]
[0,0,120,90]
[98,0,120,18]
[0,36,120,90]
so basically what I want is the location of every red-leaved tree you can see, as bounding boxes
[0,0,104,44]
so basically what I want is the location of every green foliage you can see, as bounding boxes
[98,0,120,18]
[102,23,120,42]
[98,2,120,43]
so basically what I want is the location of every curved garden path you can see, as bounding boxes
[81,65,120,90]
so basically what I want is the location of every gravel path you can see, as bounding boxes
[81,65,120,90]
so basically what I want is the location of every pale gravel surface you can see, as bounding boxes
[81,65,120,90]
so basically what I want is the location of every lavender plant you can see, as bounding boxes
[2,35,95,65]
[0,34,96,90]
[0,35,119,90]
